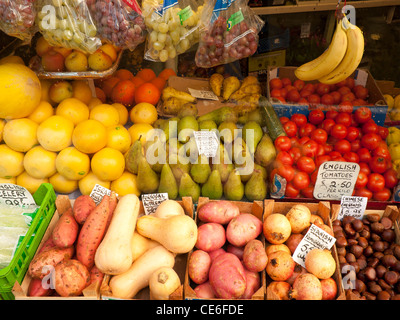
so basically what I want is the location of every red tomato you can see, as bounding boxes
[283,121,298,137]
[308,94,321,106]
[303,83,315,94]
[280,87,288,99]
[277,165,295,182]
[315,155,331,168]
[346,77,355,89]
[269,78,283,90]
[285,85,296,92]
[335,80,348,88]
[297,156,316,173]
[354,85,369,100]
[334,140,351,154]
[292,171,310,190]
[301,140,319,158]
[300,89,312,99]
[320,119,336,135]
[290,113,308,128]
[357,148,372,163]
[316,83,330,96]
[276,96,286,103]
[335,112,352,127]
[308,109,325,125]
[355,172,368,189]
[373,188,391,201]
[310,128,328,145]
[275,151,294,166]
[293,79,305,91]
[331,124,348,140]
[355,187,373,200]
[281,77,292,87]
[285,182,300,198]
[330,91,342,105]
[361,133,381,150]
[280,116,290,124]
[299,123,316,138]
[310,170,319,185]
[359,162,371,175]
[326,109,339,120]
[372,145,391,160]
[329,151,342,160]
[274,136,292,152]
[350,139,361,152]
[290,136,300,147]
[338,101,353,113]
[270,88,283,98]
[362,120,378,135]
[289,147,302,163]
[321,94,334,105]
[338,86,351,96]
[346,127,361,142]
[298,98,309,105]
[377,126,389,140]
[270,168,278,181]
[367,173,386,192]
[301,185,315,198]
[341,92,356,103]
[343,151,360,163]
[384,168,399,189]
[316,143,326,157]
[354,106,372,124]
[369,156,388,174]
[287,89,301,103]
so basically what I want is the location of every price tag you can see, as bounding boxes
[338,196,368,220]
[142,193,169,215]
[300,22,311,38]
[193,130,220,158]
[0,183,36,207]
[90,184,117,205]
[293,224,336,268]
[188,88,219,101]
[313,161,360,201]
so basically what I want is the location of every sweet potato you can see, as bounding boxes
[194,281,216,299]
[27,278,54,297]
[28,246,75,279]
[195,222,226,252]
[243,239,268,272]
[38,237,56,253]
[197,200,240,225]
[209,252,246,299]
[89,265,104,286]
[188,250,211,285]
[51,208,79,248]
[226,213,263,247]
[54,259,91,297]
[73,195,96,224]
[240,266,261,299]
[76,194,110,269]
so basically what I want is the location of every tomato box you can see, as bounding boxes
[100,197,194,300]
[263,199,346,300]
[184,197,266,300]
[330,203,400,300]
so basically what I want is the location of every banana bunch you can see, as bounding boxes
[295,17,364,84]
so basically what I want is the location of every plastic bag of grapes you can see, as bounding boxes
[0,0,37,43]
[142,0,203,62]
[36,0,102,54]
[195,0,264,68]
[88,0,146,51]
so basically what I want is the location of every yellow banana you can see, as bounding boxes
[318,18,364,85]
[294,20,348,81]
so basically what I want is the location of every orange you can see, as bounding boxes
[128,123,154,146]
[78,170,110,195]
[3,118,39,152]
[101,76,121,98]
[72,119,107,154]
[90,104,120,127]
[158,68,176,81]
[0,144,24,178]
[56,97,90,125]
[49,172,78,194]
[134,82,161,105]
[28,100,54,124]
[72,80,93,105]
[131,76,145,88]
[17,171,49,194]
[106,125,132,154]
[91,147,125,181]
[95,87,107,103]
[88,97,103,110]
[111,103,129,125]
[37,115,74,152]
[136,68,156,82]
[110,171,140,196]
[115,69,135,81]
[150,77,166,91]
[23,145,57,179]
[55,146,90,180]
[110,80,136,107]
[130,102,158,125]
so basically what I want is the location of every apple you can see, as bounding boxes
[53,47,73,59]
[98,44,118,63]
[49,81,73,104]
[65,51,88,72]
[36,36,53,57]
[41,50,65,72]
[88,50,113,71]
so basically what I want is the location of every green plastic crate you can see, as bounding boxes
[0,183,56,300]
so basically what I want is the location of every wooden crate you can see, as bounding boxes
[100,197,194,300]
[12,195,99,300]
[263,199,347,300]
[184,197,266,300]
[331,204,400,300]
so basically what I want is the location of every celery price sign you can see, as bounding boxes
[0,183,36,207]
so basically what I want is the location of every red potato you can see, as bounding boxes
[188,250,211,285]
[28,246,75,279]
[27,278,54,297]
[209,252,247,299]
[208,248,226,262]
[194,281,216,299]
[76,195,111,269]
[226,244,244,260]
[243,239,268,272]
[197,200,240,224]
[226,213,263,247]
[195,222,226,252]
[240,266,261,299]
[73,195,96,224]
[54,259,91,297]
[51,208,79,248]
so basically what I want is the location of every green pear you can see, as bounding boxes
[211,143,234,183]
[244,170,267,201]
[137,157,159,194]
[190,154,211,184]
[218,121,239,144]
[158,164,178,199]
[196,106,238,125]
[177,115,198,143]
[144,138,167,173]
[199,120,217,131]
[254,133,277,167]
[125,138,144,175]
[223,169,244,201]
[240,163,267,183]
[242,121,263,154]
[179,173,200,202]
[161,117,179,142]
[201,169,223,200]
[169,153,191,184]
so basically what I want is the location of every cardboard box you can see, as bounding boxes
[100,197,194,300]
[263,200,347,300]
[248,50,286,75]
[184,197,266,300]
[330,204,400,300]
[266,66,388,125]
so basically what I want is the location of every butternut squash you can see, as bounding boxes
[94,194,140,275]
[149,267,181,300]
[109,245,175,299]
[152,200,185,219]
[136,214,198,254]
[131,231,160,261]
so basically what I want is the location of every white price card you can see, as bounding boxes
[293,223,336,268]
[193,130,220,158]
[0,183,36,207]
[313,161,360,201]
[142,193,169,215]
[188,88,219,101]
[90,184,116,205]
[338,196,368,220]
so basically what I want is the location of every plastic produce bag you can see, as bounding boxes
[142,0,203,62]
[88,0,146,51]
[36,0,102,54]
[0,0,37,42]
[195,0,264,68]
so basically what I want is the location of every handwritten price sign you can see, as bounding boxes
[142,193,169,215]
